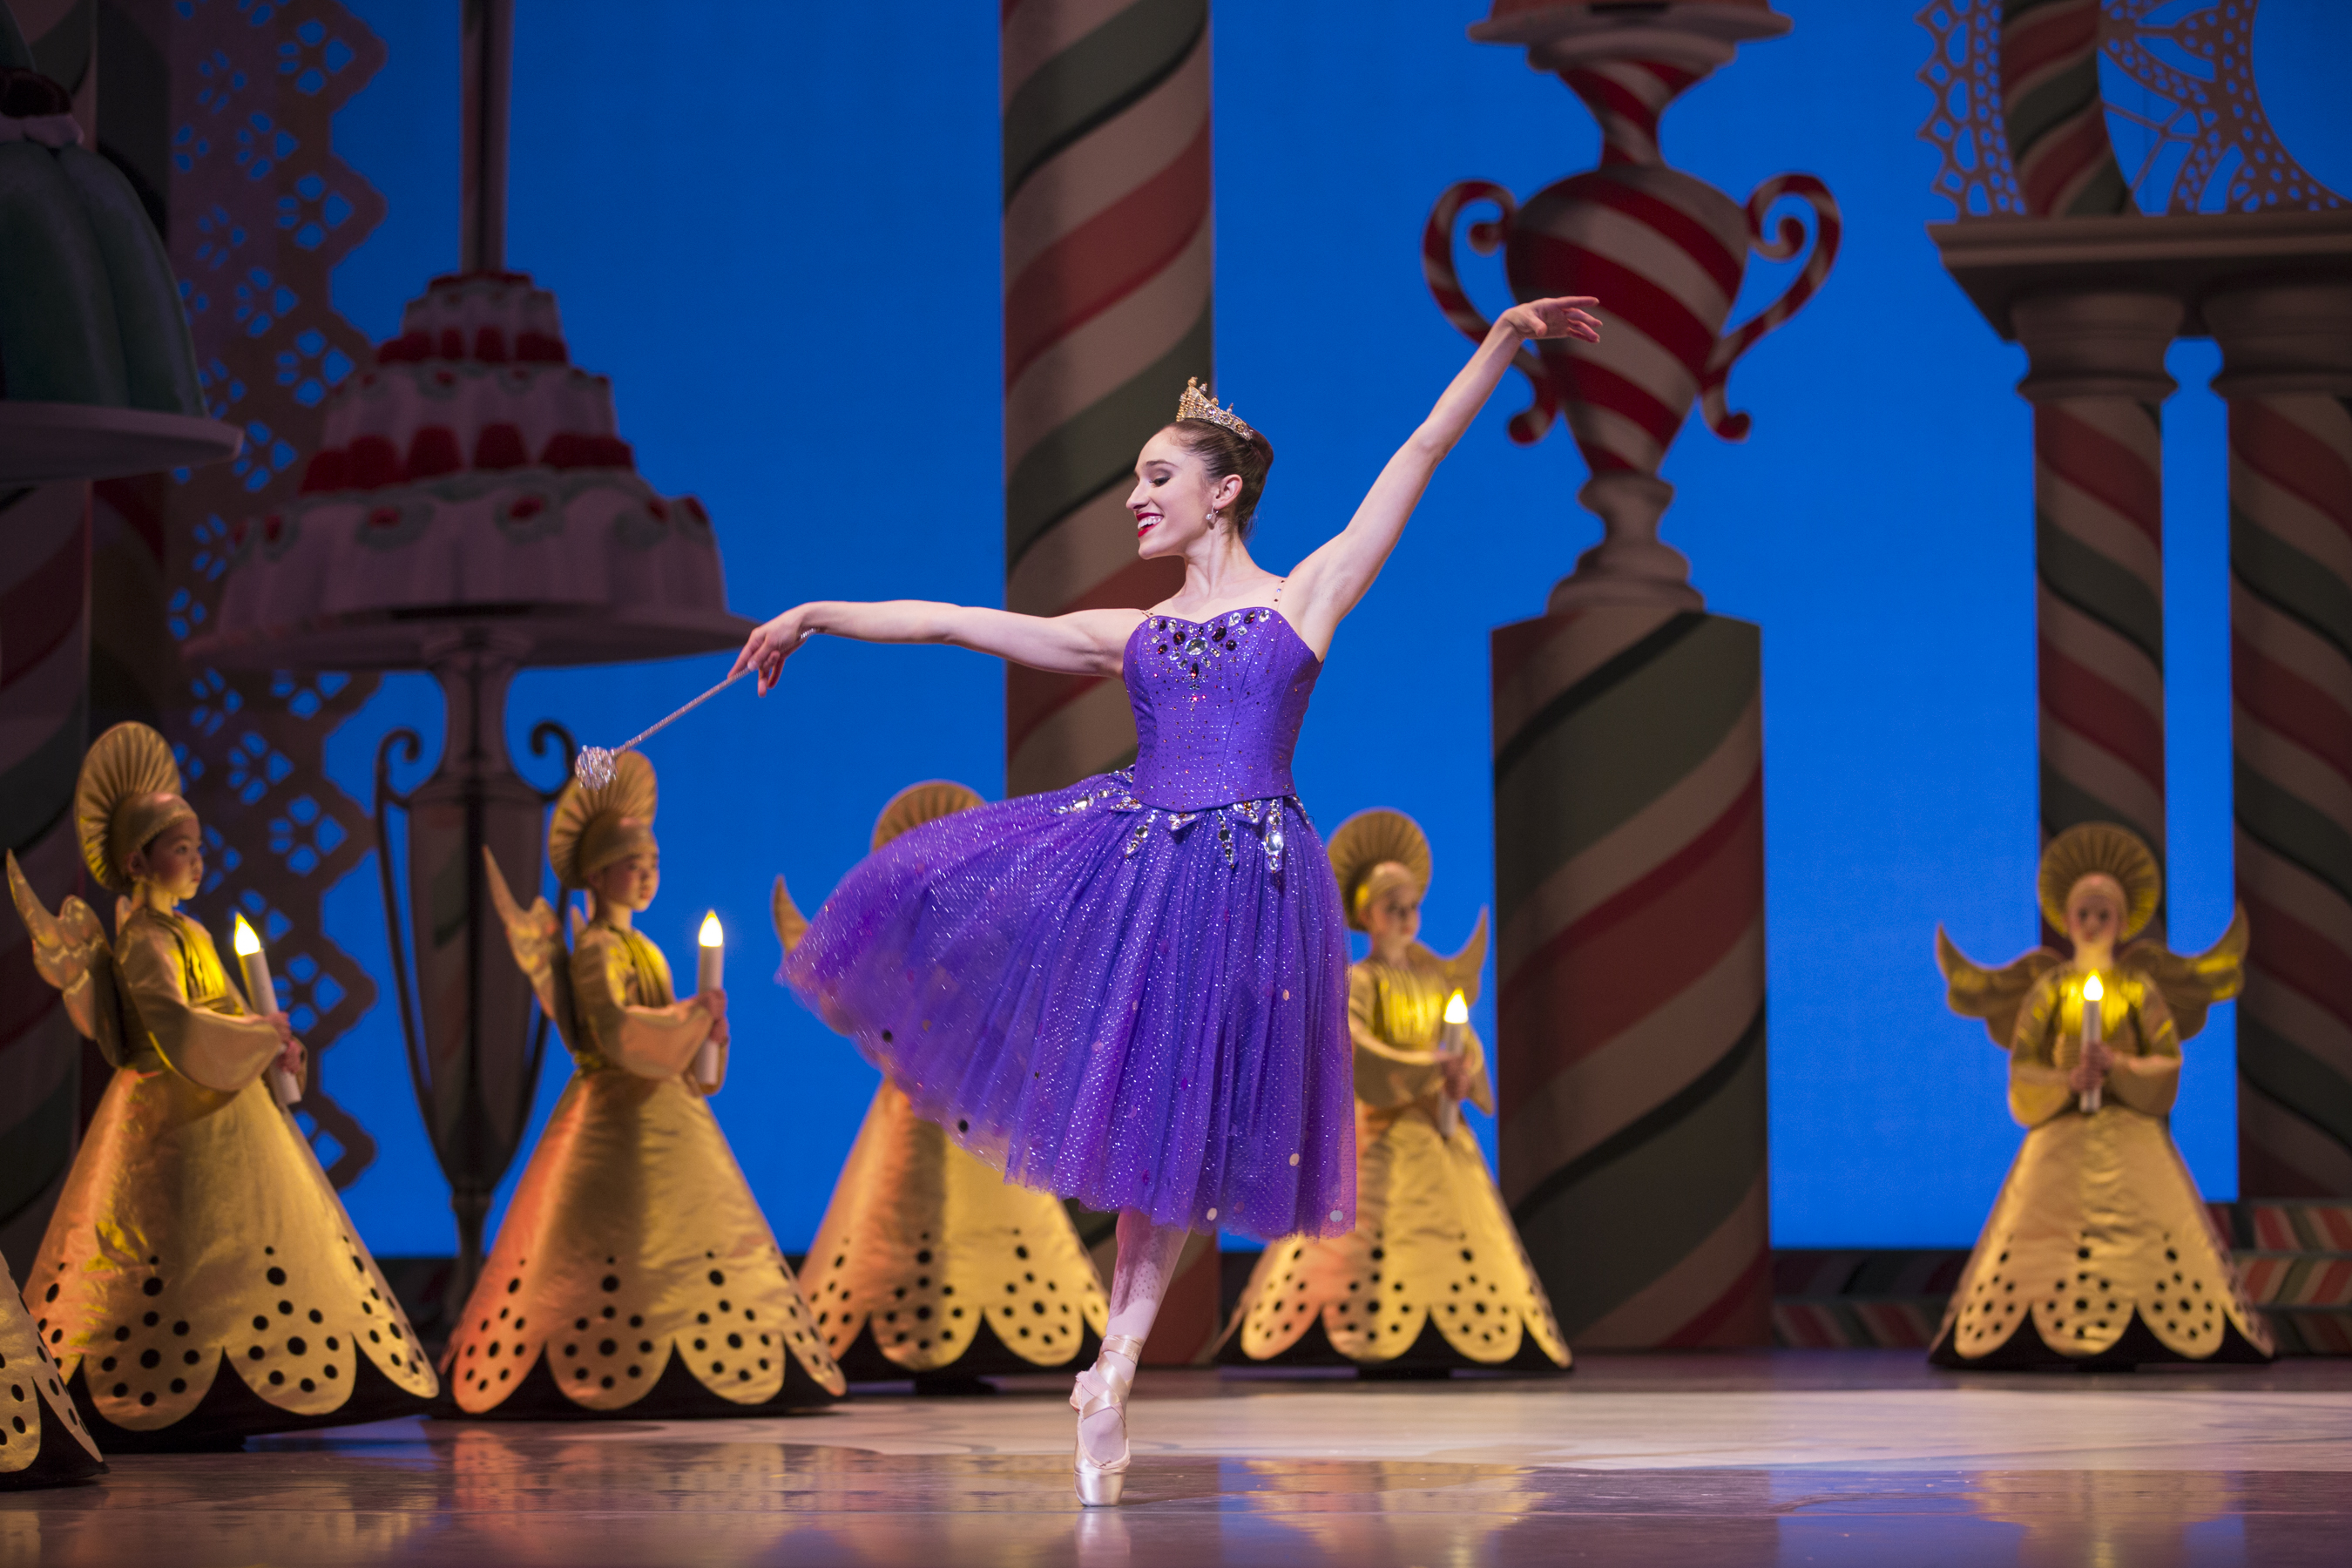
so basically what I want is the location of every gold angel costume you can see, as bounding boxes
[1222,810,1568,1370]
[786,781,1108,1381]
[1932,824,2271,1367]
[0,1247,105,1488]
[9,723,436,1450]
[445,751,843,1415]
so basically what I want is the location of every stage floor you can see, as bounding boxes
[7,1352,2350,1565]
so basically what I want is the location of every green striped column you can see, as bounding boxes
[2209,281,2352,1199]
[2012,292,2180,936]
[0,483,91,1262]
[1492,606,1769,1347]
[1002,0,1209,792]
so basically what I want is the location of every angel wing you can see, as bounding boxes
[6,849,128,1064]
[772,875,809,956]
[1435,906,1489,1008]
[2120,903,2247,1044]
[1936,925,2063,1049]
[483,848,579,1053]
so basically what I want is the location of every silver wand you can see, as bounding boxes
[574,667,751,787]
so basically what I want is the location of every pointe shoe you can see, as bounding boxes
[1071,1334,1144,1507]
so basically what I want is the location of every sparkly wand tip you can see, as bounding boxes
[573,746,618,789]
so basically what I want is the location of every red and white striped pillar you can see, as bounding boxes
[0,483,91,1261]
[2207,281,2352,1199]
[1000,0,1208,794]
[2011,293,2180,934]
[1999,0,2130,220]
[1000,0,1220,1358]
[1491,605,1768,1348]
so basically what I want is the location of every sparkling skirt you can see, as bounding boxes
[782,772,1354,1241]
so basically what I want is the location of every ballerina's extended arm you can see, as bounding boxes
[1278,295,1597,655]
[731,598,1140,691]
[730,295,1598,692]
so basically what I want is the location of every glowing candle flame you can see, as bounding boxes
[233,912,261,956]
[2083,973,2103,1003]
[699,911,723,949]
[1443,990,1469,1025]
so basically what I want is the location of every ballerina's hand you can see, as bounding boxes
[1499,295,1602,343]
[733,609,808,695]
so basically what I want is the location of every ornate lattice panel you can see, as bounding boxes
[1918,0,2343,218]
[1917,0,2026,218]
[151,0,390,1186]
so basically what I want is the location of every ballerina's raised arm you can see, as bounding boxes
[729,294,1598,692]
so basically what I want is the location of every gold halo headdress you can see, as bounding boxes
[76,722,195,893]
[1176,377,1256,443]
[2038,823,2161,941]
[871,780,984,850]
[1328,808,1433,934]
[548,750,658,889]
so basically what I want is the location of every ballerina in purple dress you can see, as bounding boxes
[733,292,1600,1504]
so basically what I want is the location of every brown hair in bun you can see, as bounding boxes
[1168,418,1275,540]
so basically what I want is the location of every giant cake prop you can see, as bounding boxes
[204,271,740,666]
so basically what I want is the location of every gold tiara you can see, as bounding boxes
[1177,377,1255,441]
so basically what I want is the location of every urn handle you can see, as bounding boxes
[1422,179,1558,445]
[1700,173,1842,442]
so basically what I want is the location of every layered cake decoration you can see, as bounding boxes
[212,272,729,651]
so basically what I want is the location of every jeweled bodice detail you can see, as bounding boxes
[1125,608,1321,811]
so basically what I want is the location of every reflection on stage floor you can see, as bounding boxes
[7,1352,2349,1565]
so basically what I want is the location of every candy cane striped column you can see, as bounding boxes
[2209,282,2352,1199]
[2000,0,2130,219]
[0,483,91,1261]
[1001,0,1206,793]
[1492,606,1768,1348]
[2012,293,2180,933]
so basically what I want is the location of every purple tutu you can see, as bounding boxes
[783,607,1354,1240]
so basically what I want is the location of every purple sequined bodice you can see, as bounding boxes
[1125,608,1321,812]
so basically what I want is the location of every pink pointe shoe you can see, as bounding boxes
[1071,1334,1144,1506]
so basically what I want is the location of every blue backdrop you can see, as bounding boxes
[312,0,2352,1254]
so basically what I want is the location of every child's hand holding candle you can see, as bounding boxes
[233,913,304,1105]
[693,910,726,1091]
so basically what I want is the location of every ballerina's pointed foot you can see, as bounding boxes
[1071,1334,1144,1506]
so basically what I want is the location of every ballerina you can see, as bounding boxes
[734,294,1601,1504]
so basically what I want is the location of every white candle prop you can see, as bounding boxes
[1438,990,1470,1139]
[693,910,723,1089]
[2078,971,2104,1115]
[233,914,301,1106]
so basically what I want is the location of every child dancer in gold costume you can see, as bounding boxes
[1934,823,2270,1367]
[1221,809,1568,1371]
[781,781,1109,1384]
[451,751,844,1414]
[7,722,437,1448]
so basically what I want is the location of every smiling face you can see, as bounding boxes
[2065,875,2125,954]
[128,817,205,903]
[1126,427,1243,559]
[588,850,660,915]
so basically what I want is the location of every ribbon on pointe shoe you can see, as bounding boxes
[1071,1334,1146,1507]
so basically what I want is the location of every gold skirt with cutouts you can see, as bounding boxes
[798,1083,1107,1375]
[443,1068,844,1412]
[1225,1103,1569,1368]
[1935,1104,2271,1363]
[30,1066,437,1436]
